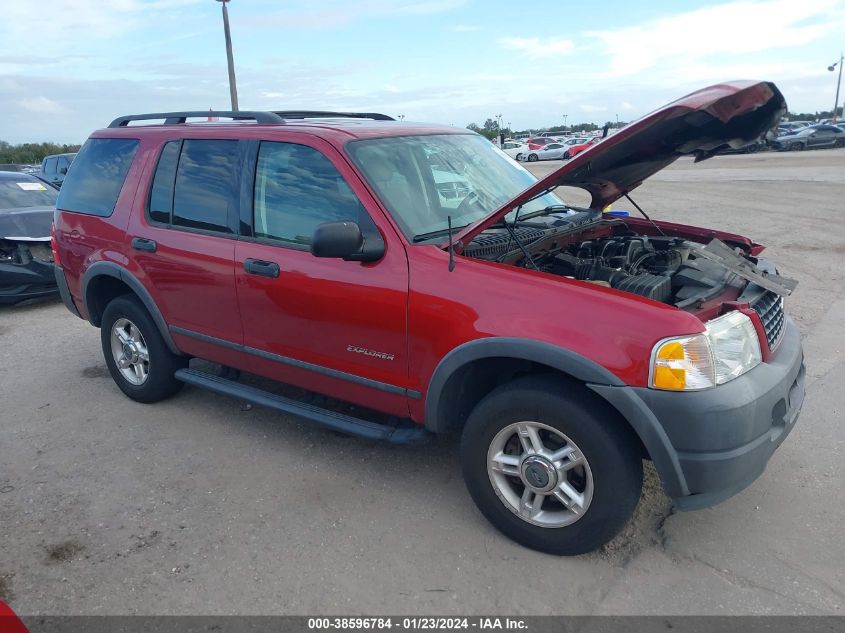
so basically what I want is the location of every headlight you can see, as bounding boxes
[706,310,762,385]
[650,311,761,391]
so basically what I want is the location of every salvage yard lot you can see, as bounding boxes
[1,149,843,615]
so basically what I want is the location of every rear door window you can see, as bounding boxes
[56,138,139,217]
[172,140,238,233]
[43,157,57,176]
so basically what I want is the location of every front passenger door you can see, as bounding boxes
[234,139,411,417]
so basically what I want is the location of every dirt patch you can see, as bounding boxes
[45,539,85,564]
[597,462,673,566]
[81,366,108,378]
[0,573,13,602]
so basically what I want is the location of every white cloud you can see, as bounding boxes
[18,96,62,114]
[498,37,574,59]
[590,0,842,76]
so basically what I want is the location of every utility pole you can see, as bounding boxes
[829,53,844,123]
[216,0,239,111]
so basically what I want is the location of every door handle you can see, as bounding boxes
[131,237,157,253]
[244,258,280,278]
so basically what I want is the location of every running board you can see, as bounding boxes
[174,368,431,445]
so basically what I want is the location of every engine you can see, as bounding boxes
[544,235,691,303]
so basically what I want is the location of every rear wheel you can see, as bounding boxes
[527,153,539,162]
[101,294,186,403]
[835,138,845,148]
[515,153,524,161]
[460,375,643,555]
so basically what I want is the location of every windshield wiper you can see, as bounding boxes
[412,224,470,242]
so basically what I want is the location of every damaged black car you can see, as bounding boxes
[0,171,58,304]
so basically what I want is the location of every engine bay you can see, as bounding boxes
[462,212,772,313]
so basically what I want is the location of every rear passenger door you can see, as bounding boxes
[234,138,412,417]
[126,138,244,353]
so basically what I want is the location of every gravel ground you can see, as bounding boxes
[0,149,843,615]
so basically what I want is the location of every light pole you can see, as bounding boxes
[829,53,843,123]
[562,114,568,130]
[216,0,239,111]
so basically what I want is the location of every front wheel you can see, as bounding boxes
[460,375,643,555]
[101,294,187,403]
[527,153,539,162]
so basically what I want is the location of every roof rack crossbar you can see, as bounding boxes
[273,111,395,121]
[108,111,285,128]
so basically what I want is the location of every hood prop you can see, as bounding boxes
[624,194,666,237]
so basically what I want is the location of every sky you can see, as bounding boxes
[1,0,843,144]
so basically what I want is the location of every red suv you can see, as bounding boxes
[54,84,804,555]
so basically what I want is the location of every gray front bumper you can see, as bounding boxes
[592,317,805,510]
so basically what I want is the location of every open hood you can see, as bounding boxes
[0,206,54,241]
[454,80,786,249]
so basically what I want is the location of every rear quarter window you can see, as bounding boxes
[56,138,138,217]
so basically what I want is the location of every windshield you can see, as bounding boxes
[0,179,58,210]
[346,133,563,240]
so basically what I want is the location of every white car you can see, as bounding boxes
[500,141,528,161]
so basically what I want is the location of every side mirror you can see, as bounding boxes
[59,167,68,175]
[311,221,384,263]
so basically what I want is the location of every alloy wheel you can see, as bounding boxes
[487,421,594,528]
[110,317,150,385]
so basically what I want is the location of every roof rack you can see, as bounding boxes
[108,111,285,128]
[273,111,395,121]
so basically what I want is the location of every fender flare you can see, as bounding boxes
[81,261,181,355]
[424,337,688,498]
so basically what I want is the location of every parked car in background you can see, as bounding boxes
[39,152,76,188]
[716,140,765,155]
[0,171,58,304]
[779,121,813,131]
[564,137,601,158]
[522,142,568,161]
[769,125,845,151]
[526,137,554,150]
[500,141,528,161]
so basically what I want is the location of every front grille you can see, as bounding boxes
[752,291,785,350]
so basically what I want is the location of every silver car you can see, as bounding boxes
[522,142,568,162]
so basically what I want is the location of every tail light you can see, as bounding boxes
[50,223,61,267]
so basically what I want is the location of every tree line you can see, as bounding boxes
[466,118,627,140]
[0,140,82,165]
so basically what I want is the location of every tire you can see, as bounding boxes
[835,138,845,148]
[796,142,806,151]
[527,153,539,162]
[100,294,187,403]
[460,375,643,555]
[515,153,524,161]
